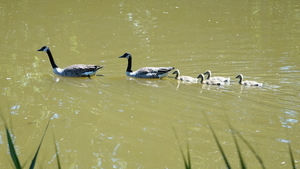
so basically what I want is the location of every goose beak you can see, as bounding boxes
[37,46,48,52]
[119,53,131,58]
[119,54,126,58]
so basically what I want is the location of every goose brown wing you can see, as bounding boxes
[62,64,103,76]
[136,67,174,74]
[135,67,159,74]
[157,67,174,73]
[64,64,102,71]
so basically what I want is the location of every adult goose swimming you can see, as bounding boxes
[203,70,230,82]
[172,69,198,83]
[197,74,224,85]
[119,53,175,79]
[37,46,103,77]
[236,74,263,87]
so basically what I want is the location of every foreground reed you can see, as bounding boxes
[172,127,192,169]
[1,110,296,168]
[173,114,296,168]
[0,110,60,169]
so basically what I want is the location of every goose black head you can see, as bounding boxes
[236,74,243,78]
[172,69,179,75]
[37,46,49,52]
[197,74,205,79]
[119,53,132,59]
[203,70,211,75]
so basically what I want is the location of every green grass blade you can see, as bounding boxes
[29,119,51,169]
[227,120,246,169]
[204,115,231,169]
[230,131,246,169]
[234,131,265,169]
[186,142,191,169]
[208,125,231,169]
[225,114,265,169]
[1,109,22,169]
[53,136,62,169]
[172,127,191,169]
[288,142,296,169]
[5,127,22,169]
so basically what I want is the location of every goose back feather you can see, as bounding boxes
[119,53,174,79]
[37,46,103,77]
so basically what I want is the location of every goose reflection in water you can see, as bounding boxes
[126,77,172,88]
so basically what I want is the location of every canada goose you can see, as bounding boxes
[204,70,230,82]
[37,46,103,77]
[119,53,174,78]
[236,74,263,86]
[172,69,198,83]
[197,74,224,85]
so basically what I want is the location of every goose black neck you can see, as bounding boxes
[199,75,204,83]
[238,76,243,84]
[174,72,179,79]
[46,49,58,68]
[207,72,211,79]
[126,56,133,72]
